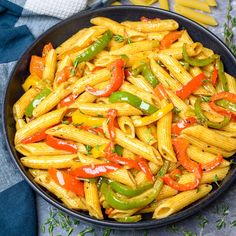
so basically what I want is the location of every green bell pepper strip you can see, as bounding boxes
[25,88,51,117]
[216,59,229,92]
[73,30,113,69]
[101,179,163,210]
[114,144,123,156]
[182,44,218,67]
[216,99,236,113]
[132,62,159,88]
[109,91,158,115]
[157,160,170,177]
[109,181,153,197]
[116,215,142,223]
[141,63,159,88]
[194,97,230,129]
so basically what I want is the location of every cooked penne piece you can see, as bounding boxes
[110,40,159,56]
[15,107,67,144]
[13,87,41,119]
[174,5,218,26]
[179,30,194,44]
[16,118,26,130]
[179,166,230,185]
[42,49,57,82]
[214,130,236,138]
[153,184,212,219]
[182,125,236,152]
[157,185,178,201]
[78,153,136,187]
[28,169,47,177]
[147,31,170,41]
[72,69,111,95]
[187,145,230,168]
[32,82,72,117]
[127,75,154,93]
[108,208,140,219]
[117,116,135,138]
[16,142,71,156]
[135,126,157,146]
[46,124,109,147]
[122,148,136,160]
[221,122,236,132]
[159,0,169,10]
[157,112,177,162]
[84,182,103,219]
[175,0,211,13]
[121,20,178,33]
[226,73,236,94]
[34,174,87,210]
[21,154,77,169]
[205,0,217,7]
[180,134,235,157]
[70,102,142,117]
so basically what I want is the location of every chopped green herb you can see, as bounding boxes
[78,227,94,236]
[97,114,104,118]
[213,174,220,187]
[144,230,148,236]
[173,107,181,114]
[114,144,123,156]
[127,38,132,44]
[183,231,197,236]
[74,123,84,127]
[216,219,226,230]
[103,228,111,236]
[95,144,102,151]
[230,220,236,227]
[114,35,125,42]
[85,145,93,155]
[61,120,70,125]
[201,96,211,102]
[120,54,129,62]
[167,224,180,232]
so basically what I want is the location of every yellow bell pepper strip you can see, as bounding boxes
[182,44,218,67]
[216,59,229,92]
[25,88,51,117]
[194,97,230,129]
[100,177,164,210]
[91,144,107,158]
[160,31,183,50]
[109,91,158,115]
[109,181,153,197]
[22,74,41,91]
[116,215,142,223]
[86,59,125,97]
[132,103,173,127]
[72,110,105,127]
[73,30,113,69]
[209,92,236,121]
[176,72,206,100]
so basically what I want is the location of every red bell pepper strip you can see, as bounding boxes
[48,168,84,197]
[42,43,53,57]
[140,16,160,22]
[46,135,78,153]
[59,93,78,107]
[125,69,132,77]
[209,92,236,121]
[86,59,125,97]
[22,129,47,144]
[92,66,104,73]
[202,154,223,171]
[169,168,182,180]
[69,163,121,178]
[164,137,202,191]
[79,125,104,135]
[171,117,197,136]
[176,73,206,100]
[29,55,45,78]
[136,156,154,182]
[55,66,72,86]
[107,109,118,141]
[159,31,183,50]
[211,68,218,86]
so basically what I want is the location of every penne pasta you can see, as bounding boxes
[117,116,135,138]
[135,126,157,146]
[42,49,57,83]
[159,0,169,10]
[174,0,211,13]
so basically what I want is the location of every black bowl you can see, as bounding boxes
[3,6,236,230]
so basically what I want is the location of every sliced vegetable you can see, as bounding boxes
[55,66,72,86]
[22,129,47,144]
[48,168,84,197]
[182,44,218,67]
[176,72,206,100]
[42,43,53,57]
[109,91,158,115]
[70,163,121,178]
[86,59,125,97]
[29,55,45,78]
[22,74,40,91]
[171,117,197,136]
[216,99,236,113]
[78,125,104,135]
[136,156,154,182]
[194,97,230,129]
[59,93,78,107]
[154,84,170,101]
[74,30,113,69]
[46,135,78,153]
[116,215,142,222]
[107,109,118,141]
[160,31,183,50]
[25,88,51,117]
[109,181,153,197]
[141,63,159,88]
[211,67,218,86]
[202,154,223,171]
[216,59,229,92]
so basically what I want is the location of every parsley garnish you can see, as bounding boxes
[78,227,94,236]
[213,174,220,187]
[114,35,125,42]
[85,145,93,155]
[127,37,132,44]
[103,228,111,236]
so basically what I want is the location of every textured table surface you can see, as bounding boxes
[1,0,236,235]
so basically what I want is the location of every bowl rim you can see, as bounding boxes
[2,5,236,230]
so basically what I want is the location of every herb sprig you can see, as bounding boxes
[224,0,236,55]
